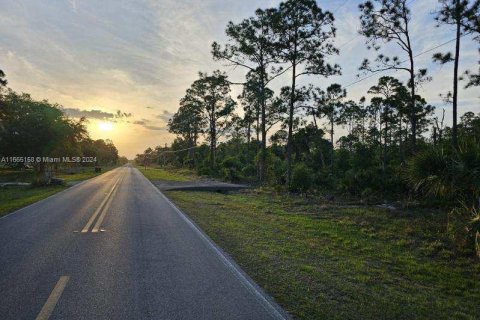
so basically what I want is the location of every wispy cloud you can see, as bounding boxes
[132,118,166,131]
[156,110,173,122]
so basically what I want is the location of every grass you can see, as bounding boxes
[0,169,34,182]
[0,166,117,184]
[56,166,116,183]
[136,165,197,182]
[165,189,480,320]
[0,166,118,217]
[0,185,66,216]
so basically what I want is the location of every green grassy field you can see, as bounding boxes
[0,169,34,182]
[0,185,66,216]
[0,166,117,217]
[166,189,480,320]
[136,166,197,182]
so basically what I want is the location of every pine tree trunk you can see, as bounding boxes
[452,6,461,151]
[330,115,334,168]
[210,110,216,169]
[260,64,267,183]
[286,61,297,186]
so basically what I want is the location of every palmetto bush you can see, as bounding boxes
[406,142,480,256]
[405,147,454,198]
[406,142,480,204]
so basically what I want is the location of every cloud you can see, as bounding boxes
[69,0,77,12]
[143,125,166,131]
[156,110,174,122]
[63,108,115,119]
[131,118,166,131]
[133,120,146,125]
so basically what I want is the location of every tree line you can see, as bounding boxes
[0,71,124,185]
[137,0,480,256]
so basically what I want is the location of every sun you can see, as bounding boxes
[99,121,114,131]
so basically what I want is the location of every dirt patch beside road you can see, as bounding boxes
[152,180,249,192]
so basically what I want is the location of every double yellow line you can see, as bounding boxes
[36,173,126,320]
[81,175,123,233]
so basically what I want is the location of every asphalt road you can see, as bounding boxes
[0,166,289,320]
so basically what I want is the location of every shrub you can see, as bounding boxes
[405,142,480,204]
[241,164,256,178]
[313,168,335,191]
[262,151,286,186]
[448,205,480,257]
[405,147,453,198]
[340,168,382,197]
[221,156,243,182]
[289,163,314,193]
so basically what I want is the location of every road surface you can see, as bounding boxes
[0,166,288,320]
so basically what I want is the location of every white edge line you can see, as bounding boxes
[0,167,123,222]
[140,170,289,320]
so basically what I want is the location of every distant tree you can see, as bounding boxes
[93,139,119,165]
[168,96,205,162]
[314,84,347,167]
[359,0,430,150]
[237,71,270,145]
[137,147,154,167]
[237,72,287,150]
[212,8,278,181]
[458,111,480,142]
[368,76,404,168]
[274,0,341,185]
[336,100,370,152]
[184,71,236,168]
[118,156,129,165]
[80,138,119,166]
[433,0,480,149]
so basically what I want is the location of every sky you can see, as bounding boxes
[0,0,478,158]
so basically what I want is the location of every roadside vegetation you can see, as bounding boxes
[0,166,118,217]
[136,1,479,318]
[136,165,197,182]
[0,70,127,216]
[136,0,480,259]
[167,189,480,319]
[0,185,66,217]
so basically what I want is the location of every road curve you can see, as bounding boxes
[0,166,289,320]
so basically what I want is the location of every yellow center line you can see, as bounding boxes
[91,175,124,233]
[81,177,121,233]
[35,276,70,320]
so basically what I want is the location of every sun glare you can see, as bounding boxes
[99,121,114,131]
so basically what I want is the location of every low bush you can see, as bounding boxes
[289,163,314,193]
